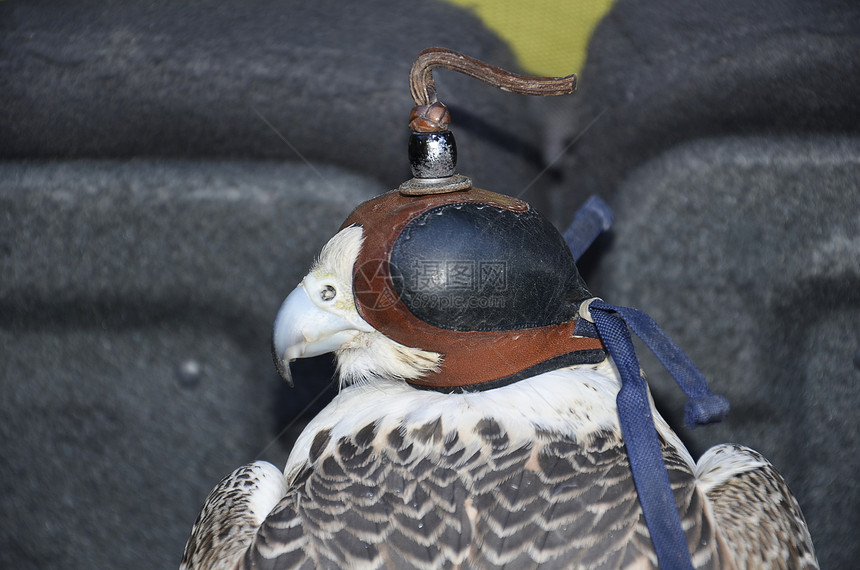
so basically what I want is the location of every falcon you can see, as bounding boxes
[181,185,819,569]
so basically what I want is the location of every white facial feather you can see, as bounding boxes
[307,225,442,387]
[311,225,364,289]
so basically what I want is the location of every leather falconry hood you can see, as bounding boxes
[341,48,606,392]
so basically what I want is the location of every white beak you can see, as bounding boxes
[271,283,367,386]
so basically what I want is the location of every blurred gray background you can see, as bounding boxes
[1,1,857,568]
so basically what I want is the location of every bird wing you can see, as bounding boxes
[237,418,728,569]
[181,461,288,570]
[697,444,819,569]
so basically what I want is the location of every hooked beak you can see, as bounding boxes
[271,283,367,386]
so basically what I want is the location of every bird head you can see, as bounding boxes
[272,187,605,392]
[271,48,604,391]
[272,224,443,388]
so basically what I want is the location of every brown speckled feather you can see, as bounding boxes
[182,461,287,570]
[698,445,818,569]
[183,369,817,570]
[240,417,724,569]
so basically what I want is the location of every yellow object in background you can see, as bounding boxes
[446,0,615,77]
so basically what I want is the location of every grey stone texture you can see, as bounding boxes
[553,0,860,215]
[0,161,382,568]
[562,1,860,567]
[588,137,859,569]
[0,0,545,194]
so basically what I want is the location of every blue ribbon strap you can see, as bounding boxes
[590,301,730,428]
[564,197,730,569]
[562,194,615,261]
[585,299,730,569]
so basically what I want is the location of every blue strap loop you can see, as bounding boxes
[564,198,729,569]
[584,299,730,428]
[587,300,694,570]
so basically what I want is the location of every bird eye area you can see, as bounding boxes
[320,285,336,302]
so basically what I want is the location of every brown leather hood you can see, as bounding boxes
[341,187,606,391]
